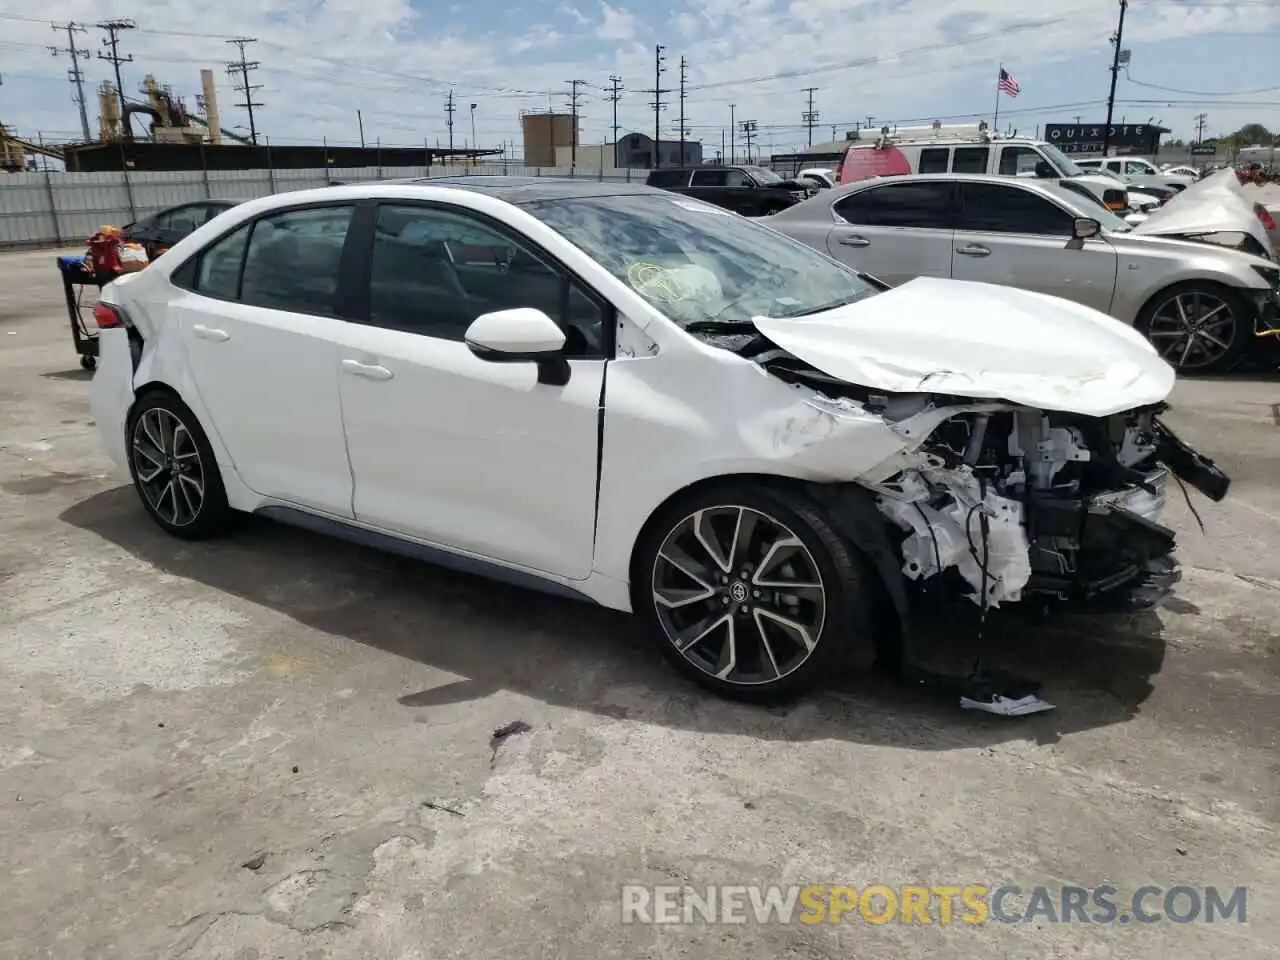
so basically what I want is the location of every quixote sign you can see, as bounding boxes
[1043,123,1166,154]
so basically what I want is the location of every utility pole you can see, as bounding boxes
[802,87,819,148]
[470,103,477,153]
[606,74,623,166]
[730,104,736,164]
[95,19,135,126]
[565,79,585,167]
[641,44,670,168]
[357,109,365,148]
[1101,0,1128,157]
[51,22,91,142]
[678,56,688,165]
[740,120,757,164]
[225,38,263,145]
[1194,112,1208,144]
[445,89,455,153]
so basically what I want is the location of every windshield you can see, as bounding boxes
[746,166,784,184]
[523,194,878,329]
[1040,142,1086,178]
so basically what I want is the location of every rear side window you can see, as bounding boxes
[952,147,989,174]
[918,148,949,174]
[834,182,954,229]
[958,183,1075,235]
[239,206,355,316]
[690,169,728,187]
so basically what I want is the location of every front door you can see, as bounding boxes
[826,180,956,286]
[170,203,358,516]
[952,181,1118,313]
[333,201,607,579]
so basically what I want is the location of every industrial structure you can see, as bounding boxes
[521,111,578,167]
[2,65,499,173]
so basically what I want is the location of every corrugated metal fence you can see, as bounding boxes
[0,164,640,249]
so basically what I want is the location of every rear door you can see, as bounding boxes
[827,180,956,285]
[169,203,358,515]
[688,169,733,210]
[952,181,1118,312]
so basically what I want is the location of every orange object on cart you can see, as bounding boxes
[87,225,124,276]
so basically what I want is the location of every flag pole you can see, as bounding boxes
[993,63,1002,132]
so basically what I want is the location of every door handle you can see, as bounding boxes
[191,324,230,341]
[341,358,394,381]
[837,235,870,247]
[956,244,991,257]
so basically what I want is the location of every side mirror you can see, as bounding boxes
[1065,217,1100,250]
[1034,160,1055,179]
[464,308,571,386]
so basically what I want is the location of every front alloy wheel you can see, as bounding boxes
[1144,287,1243,373]
[652,505,829,688]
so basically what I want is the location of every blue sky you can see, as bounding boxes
[1,0,1277,159]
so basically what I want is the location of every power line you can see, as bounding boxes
[50,22,91,142]
[225,37,264,144]
[565,78,586,167]
[801,86,819,147]
[95,19,135,128]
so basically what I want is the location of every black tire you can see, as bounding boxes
[80,355,96,371]
[633,482,869,703]
[1134,282,1251,375]
[125,389,235,540]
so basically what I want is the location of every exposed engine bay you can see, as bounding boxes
[713,328,1232,618]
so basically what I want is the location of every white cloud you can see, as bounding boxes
[0,0,1274,159]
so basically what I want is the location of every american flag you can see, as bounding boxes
[998,68,1021,98]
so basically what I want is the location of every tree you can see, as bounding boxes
[1164,137,1186,147]
[1228,123,1274,146]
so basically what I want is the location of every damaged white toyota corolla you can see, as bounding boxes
[89,179,1231,712]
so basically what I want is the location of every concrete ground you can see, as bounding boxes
[1,246,1278,960]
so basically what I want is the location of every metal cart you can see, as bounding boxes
[56,254,119,372]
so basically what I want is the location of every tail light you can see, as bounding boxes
[92,302,126,329]
[1258,207,1277,232]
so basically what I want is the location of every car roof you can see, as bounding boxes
[396,175,666,204]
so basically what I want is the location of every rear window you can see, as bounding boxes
[646,170,689,188]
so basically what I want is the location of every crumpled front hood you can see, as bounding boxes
[1133,169,1272,251]
[751,277,1176,418]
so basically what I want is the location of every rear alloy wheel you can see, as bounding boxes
[127,391,233,540]
[637,486,866,701]
[1138,284,1249,374]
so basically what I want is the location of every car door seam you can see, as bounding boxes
[590,359,609,563]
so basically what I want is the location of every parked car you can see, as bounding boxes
[769,173,1280,373]
[90,178,1231,706]
[797,167,836,189]
[645,165,815,216]
[1161,165,1203,180]
[122,200,239,260]
[1074,157,1193,193]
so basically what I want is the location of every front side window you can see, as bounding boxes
[154,206,203,234]
[833,181,954,229]
[367,204,604,356]
[957,183,1074,235]
[237,205,355,316]
[998,146,1045,177]
[951,146,990,174]
[522,193,878,331]
[724,170,754,187]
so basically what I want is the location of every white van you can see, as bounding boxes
[834,122,1137,216]
[1073,156,1195,192]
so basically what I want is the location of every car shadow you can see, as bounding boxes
[41,369,93,382]
[60,487,1166,750]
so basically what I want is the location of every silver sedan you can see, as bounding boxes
[769,173,1280,373]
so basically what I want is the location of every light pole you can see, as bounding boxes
[469,103,477,165]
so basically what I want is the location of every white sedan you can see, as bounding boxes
[89,178,1230,705]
